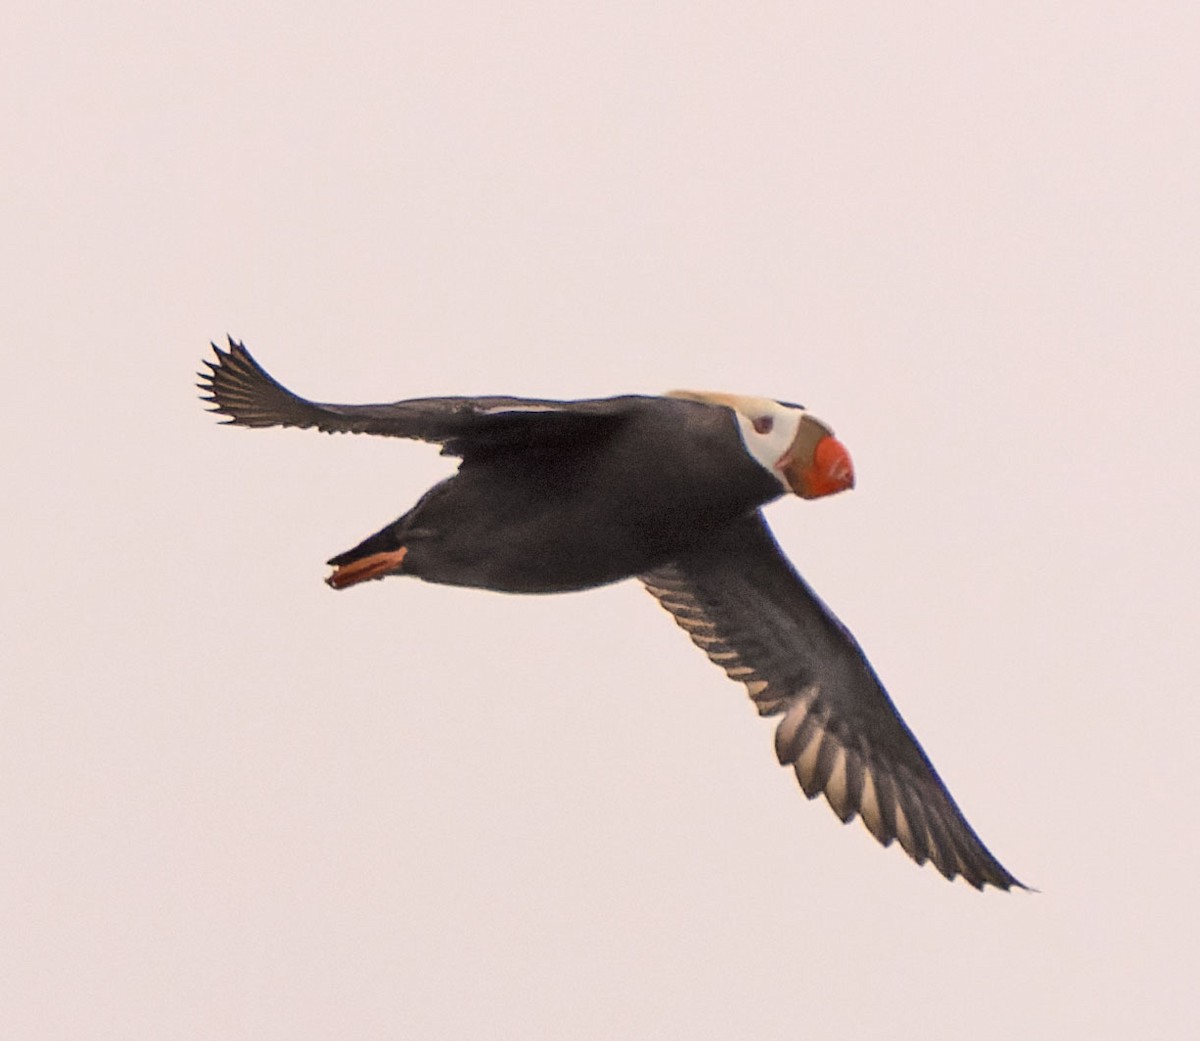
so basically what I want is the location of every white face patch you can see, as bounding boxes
[666,391,806,488]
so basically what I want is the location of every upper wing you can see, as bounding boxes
[641,511,1023,890]
[198,339,639,456]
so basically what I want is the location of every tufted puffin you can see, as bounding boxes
[199,338,1023,891]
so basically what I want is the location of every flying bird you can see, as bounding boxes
[199,338,1023,890]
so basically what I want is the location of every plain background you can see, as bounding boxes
[4,2,1198,1038]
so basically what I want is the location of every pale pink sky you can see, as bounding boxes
[4,2,1199,1038]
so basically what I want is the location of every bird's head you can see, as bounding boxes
[666,391,855,499]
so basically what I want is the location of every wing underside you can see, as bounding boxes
[641,512,1023,890]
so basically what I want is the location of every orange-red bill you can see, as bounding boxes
[789,435,855,499]
[326,547,409,589]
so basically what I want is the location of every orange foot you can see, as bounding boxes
[326,547,409,590]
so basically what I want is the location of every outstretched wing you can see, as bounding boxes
[641,511,1023,890]
[198,338,640,456]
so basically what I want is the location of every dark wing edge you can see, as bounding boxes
[197,338,641,449]
[640,512,1026,892]
[197,337,406,435]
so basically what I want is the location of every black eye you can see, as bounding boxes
[753,416,774,435]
